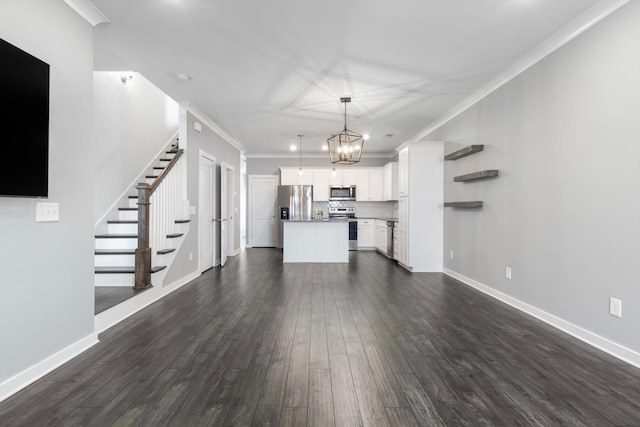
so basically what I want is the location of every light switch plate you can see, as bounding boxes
[609,297,622,318]
[36,202,59,222]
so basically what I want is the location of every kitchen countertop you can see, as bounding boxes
[282,218,349,222]
[355,217,399,222]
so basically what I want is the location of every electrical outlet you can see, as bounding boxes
[450,250,454,259]
[609,297,622,318]
[505,267,512,280]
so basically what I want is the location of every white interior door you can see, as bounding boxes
[220,163,229,267]
[199,152,216,272]
[226,164,235,259]
[249,175,278,247]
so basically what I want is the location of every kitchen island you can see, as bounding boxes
[282,219,349,263]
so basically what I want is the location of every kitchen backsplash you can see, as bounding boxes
[313,201,397,219]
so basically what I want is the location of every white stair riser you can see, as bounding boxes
[119,210,138,221]
[146,178,156,185]
[128,198,138,208]
[95,273,134,286]
[95,238,137,250]
[94,254,135,267]
[108,223,138,234]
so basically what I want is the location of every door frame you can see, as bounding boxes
[198,149,217,273]
[220,162,235,266]
[248,174,278,248]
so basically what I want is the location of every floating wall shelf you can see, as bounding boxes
[444,145,484,160]
[444,201,483,208]
[454,169,499,182]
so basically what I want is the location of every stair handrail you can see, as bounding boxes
[134,148,184,290]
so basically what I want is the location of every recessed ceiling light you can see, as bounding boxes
[290,144,297,151]
[363,134,370,140]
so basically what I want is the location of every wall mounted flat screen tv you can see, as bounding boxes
[0,38,50,198]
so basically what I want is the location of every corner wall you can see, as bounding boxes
[427,2,640,357]
[0,0,97,397]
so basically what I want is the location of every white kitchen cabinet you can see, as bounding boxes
[396,198,408,265]
[396,142,443,272]
[280,167,313,185]
[312,169,330,201]
[357,219,375,249]
[375,219,387,252]
[383,162,399,201]
[398,148,409,197]
[369,168,384,201]
[280,166,384,201]
[341,169,358,187]
[354,169,370,201]
[352,168,384,201]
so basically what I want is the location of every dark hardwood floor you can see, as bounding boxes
[95,286,149,314]
[3,248,640,426]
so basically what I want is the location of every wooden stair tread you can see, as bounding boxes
[95,249,135,255]
[145,175,159,179]
[157,248,176,255]
[95,266,134,274]
[167,233,183,238]
[95,234,137,239]
[107,220,137,224]
[175,219,191,224]
[96,265,166,274]
[119,207,137,211]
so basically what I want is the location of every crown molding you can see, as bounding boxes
[62,0,110,27]
[410,0,630,142]
[181,102,245,153]
[246,152,397,159]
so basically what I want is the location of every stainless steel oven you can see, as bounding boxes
[328,207,357,250]
[329,185,356,201]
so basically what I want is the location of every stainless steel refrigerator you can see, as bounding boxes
[277,185,313,248]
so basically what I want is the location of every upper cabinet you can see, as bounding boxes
[352,168,383,201]
[383,162,399,201]
[280,166,389,202]
[280,167,313,186]
[398,148,409,197]
[310,168,343,201]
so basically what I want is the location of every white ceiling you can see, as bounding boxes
[90,0,603,157]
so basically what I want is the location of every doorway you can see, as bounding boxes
[199,150,216,272]
[220,162,235,267]
[249,175,278,247]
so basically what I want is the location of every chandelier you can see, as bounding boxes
[328,97,364,165]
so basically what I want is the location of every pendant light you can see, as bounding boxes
[297,134,304,176]
[328,97,364,165]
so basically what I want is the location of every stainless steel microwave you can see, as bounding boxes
[329,185,356,201]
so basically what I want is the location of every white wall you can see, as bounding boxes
[162,109,242,284]
[427,2,640,358]
[246,156,393,176]
[0,0,97,396]
[93,71,179,224]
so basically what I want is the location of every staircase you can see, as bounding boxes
[94,139,190,289]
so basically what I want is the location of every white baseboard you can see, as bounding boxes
[232,248,241,256]
[443,268,640,370]
[94,270,199,334]
[0,333,99,403]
